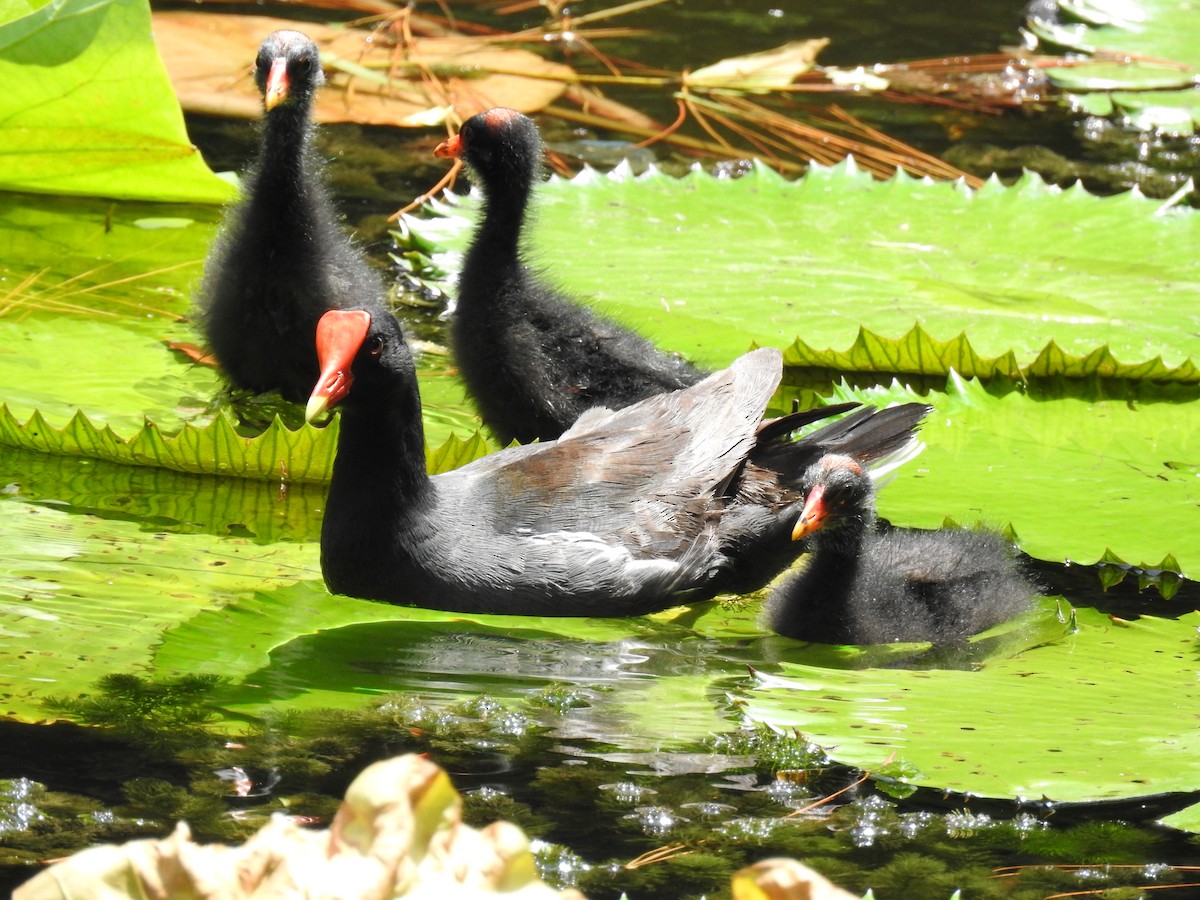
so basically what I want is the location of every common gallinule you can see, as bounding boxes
[762,455,1037,644]
[198,30,389,404]
[306,308,930,615]
[433,108,706,445]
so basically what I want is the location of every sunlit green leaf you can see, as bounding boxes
[0,497,317,722]
[0,402,498,483]
[739,606,1200,802]
[153,581,722,740]
[426,430,494,474]
[1161,802,1200,832]
[401,164,1200,380]
[0,0,234,203]
[1028,0,1200,68]
[0,404,335,483]
[813,375,1200,576]
[1045,61,1196,91]
[1026,0,1200,129]
[0,195,489,479]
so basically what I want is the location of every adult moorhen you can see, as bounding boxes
[198,30,389,404]
[762,455,1038,644]
[434,108,706,445]
[306,308,931,616]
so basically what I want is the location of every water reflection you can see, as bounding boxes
[0,444,324,543]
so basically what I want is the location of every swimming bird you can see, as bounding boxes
[434,108,706,444]
[763,455,1038,644]
[305,307,930,615]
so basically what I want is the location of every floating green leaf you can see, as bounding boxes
[0,402,496,483]
[739,606,1200,802]
[426,430,494,474]
[0,497,318,722]
[401,164,1200,381]
[0,193,490,479]
[0,0,234,203]
[1026,0,1200,128]
[1045,61,1197,91]
[820,374,1200,576]
[152,580,727,742]
[783,325,1022,380]
[1027,0,1200,68]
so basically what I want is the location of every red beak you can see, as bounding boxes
[791,484,828,541]
[264,58,289,110]
[433,134,464,159]
[306,310,372,421]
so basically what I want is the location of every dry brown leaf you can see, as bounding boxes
[165,340,217,367]
[685,39,831,92]
[152,13,572,126]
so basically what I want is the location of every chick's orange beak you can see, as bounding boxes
[306,310,372,422]
[433,134,464,159]
[791,484,828,541]
[264,58,290,110]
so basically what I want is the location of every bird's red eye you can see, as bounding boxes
[367,336,384,356]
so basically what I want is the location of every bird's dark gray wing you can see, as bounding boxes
[437,348,783,551]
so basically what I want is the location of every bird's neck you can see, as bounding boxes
[253,105,322,206]
[327,378,435,532]
[805,517,871,601]
[457,177,534,307]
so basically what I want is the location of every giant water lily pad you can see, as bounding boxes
[1026,0,1200,130]
[0,0,234,203]
[830,375,1200,576]
[402,164,1200,378]
[739,606,1200,802]
[1027,0,1200,68]
[152,580,733,748]
[0,493,318,722]
[0,193,485,476]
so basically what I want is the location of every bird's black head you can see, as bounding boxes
[792,455,876,549]
[306,309,417,420]
[434,108,543,189]
[254,30,325,112]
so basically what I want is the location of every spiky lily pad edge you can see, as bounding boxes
[0,404,495,485]
[785,324,1200,384]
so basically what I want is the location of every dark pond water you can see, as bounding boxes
[3,0,1199,897]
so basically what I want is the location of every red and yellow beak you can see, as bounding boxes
[433,133,464,159]
[264,57,290,111]
[306,309,372,422]
[791,484,828,541]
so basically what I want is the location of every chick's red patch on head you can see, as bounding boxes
[481,107,522,129]
[820,454,863,476]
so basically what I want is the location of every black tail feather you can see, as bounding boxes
[814,402,931,465]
